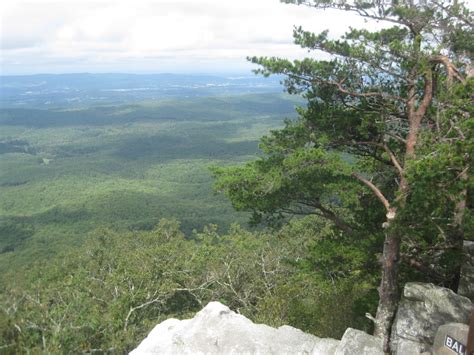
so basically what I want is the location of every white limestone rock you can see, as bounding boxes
[459,240,474,301]
[334,328,383,355]
[130,301,340,355]
[432,323,469,355]
[390,282,472,354]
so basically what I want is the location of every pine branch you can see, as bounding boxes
[351,172,391,211]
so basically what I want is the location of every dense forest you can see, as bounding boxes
[0,93,303,270]
[1,0,473,354]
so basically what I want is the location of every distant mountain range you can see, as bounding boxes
[0,73,284,108]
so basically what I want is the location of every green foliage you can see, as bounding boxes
[1,2,471,351]
[0,218,376,352]
[0,220,34,253]
[217,0,473,291]
[0,93,303,274]
[399,78,474,286]
[0,91,377,352]
[214,4,472,349]
[259,216,379,337]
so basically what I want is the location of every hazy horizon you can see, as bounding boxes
[0,71,286,108]
[0,0,383,76]
[0,70,261,78]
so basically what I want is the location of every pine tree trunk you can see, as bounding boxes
[372,70,432,351]
[450,165,468,291]
[374,228,401,353]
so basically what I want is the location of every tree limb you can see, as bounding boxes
[401,254,446,281]
[323,77,407,102]
[300,200,354,234]
[283,71,407,102]
[355,141,404,177]
[383,143,404,177]
[290,1,410,28]
[430,55,466,86]
[352,172,391,211]
[123,296,163,331]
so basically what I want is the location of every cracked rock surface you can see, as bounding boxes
[130,301,340,355]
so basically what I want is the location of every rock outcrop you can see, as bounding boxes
[334,328,383,355]
[130,302,338,354]
[130,301,384,355]
[131,282,472,355]
[432,323,469,355]
[390,282,472,354]
[459,240,474,301]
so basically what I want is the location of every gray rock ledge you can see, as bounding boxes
[130,301,341,355]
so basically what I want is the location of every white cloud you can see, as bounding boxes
[0,0,375,74]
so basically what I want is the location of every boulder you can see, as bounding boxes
[309,338,340,355]
[334,328,383,355]
[391,282,472,354]
[432,323,469,355]
[130,301,340,355]
[458,240,474,301]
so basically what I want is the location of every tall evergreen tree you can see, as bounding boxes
[214,1,473,351]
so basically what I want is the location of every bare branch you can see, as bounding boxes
[352,172,391,211]
[359,141,403,176]
[401,254,446,281]
[331,79,407,102]
[295,199,355,234]
[285,72,406,102]
[123,295,164,331]
[430,55,466,85]
[383,143,404,177]
[431,1,474,27]
[365,312,377,323]
[385,132,407,145]
[293,1,409,28]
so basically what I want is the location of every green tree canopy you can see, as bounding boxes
[214,0,473,350]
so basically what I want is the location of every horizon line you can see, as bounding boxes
[0,71,262,78]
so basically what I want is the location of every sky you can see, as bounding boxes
[1,0,374,75]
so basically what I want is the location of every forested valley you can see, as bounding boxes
[2,80,360,353]
[1,1,473,354]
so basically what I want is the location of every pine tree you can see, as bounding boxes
[214,1,473,350]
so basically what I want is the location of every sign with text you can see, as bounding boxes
[445,335,466,355]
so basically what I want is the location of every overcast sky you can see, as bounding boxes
[1,0,375,75]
